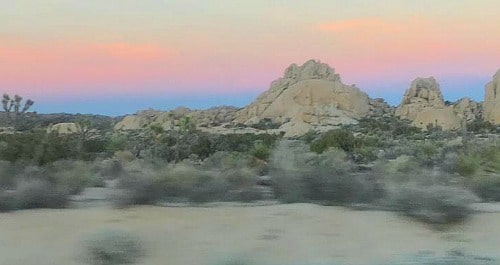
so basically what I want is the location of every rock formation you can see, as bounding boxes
[114,106,238,131]
[483,69,500,124]
[395,77,462,130]
[368,98,394,118]
[234,60,371,136]
[114,61,497,136]
[48,123,79,134]
[453,97,481,123]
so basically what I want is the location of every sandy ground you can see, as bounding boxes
[1,204,499,265]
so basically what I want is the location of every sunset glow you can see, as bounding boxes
[1,0,499,115]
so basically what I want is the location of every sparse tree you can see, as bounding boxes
[2,93,34,127]
[72,119,100,154]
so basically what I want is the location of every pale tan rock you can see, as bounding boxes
[48,123,79,134]
[453,97,480,123]
[114,107,238,131]
[412,107,461,130]
[483,69,500,124]
[235,60,370,137]
[395,77,464,130]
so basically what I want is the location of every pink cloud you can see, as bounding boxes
[317,18,402,33]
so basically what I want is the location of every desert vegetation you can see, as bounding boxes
[2,96,500,263]
[2,104,500,228]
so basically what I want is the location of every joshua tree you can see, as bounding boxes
[72,119,100,154]
[2,93,35,126]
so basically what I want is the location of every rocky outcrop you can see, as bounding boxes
[483,69,500,124]
[48,123,79,134]
[368,98,394,118]
[453,97,481,123]
[395,77,464,130]
[234,60,371,136]
[114,106,238,131]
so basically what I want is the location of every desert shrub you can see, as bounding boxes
[51,160,103,194]
[213,133,279,154]
[15,179,69,209]
[271,141,381,204]
[378,155,421,182]
[352,145,378,163]
[187,175,230,203]
[310,129,356,153]
[456,153,482,177]
[98,159,125,179]
[413,141,442,166]
[113,150,135,162]
[203,152,252,170]
[0,160,22,189]
[384,250,497,265]
[472,174,500,201]
[83,229,143,265]
[481,146,500,173]
[386,183,478,224]
[250,141,271,161]
[272,169,307,203]
[116,168,163,206]
[0,190,17,212]
[158,163,206,198]
[229,187,263,202]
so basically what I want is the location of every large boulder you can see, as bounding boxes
[395,77,469,130]
[48,123,79,134]
[234,60,371,136]
[483,69,500,124]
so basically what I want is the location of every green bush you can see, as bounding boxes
[386,183,478,224]
[250,142,271,161]
[310,129,356,153]
[83,229,144,265]
[456,153,482,177]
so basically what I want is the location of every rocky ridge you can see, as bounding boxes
[111,61,499,136]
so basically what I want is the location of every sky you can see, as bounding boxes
[1,0,499,116]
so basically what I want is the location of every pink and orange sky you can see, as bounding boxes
[1,0,499,115]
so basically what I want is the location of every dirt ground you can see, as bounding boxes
[1,204,499,265]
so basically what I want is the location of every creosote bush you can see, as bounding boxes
[472,174,500,202]
[0,190,17,212]
[15,179,69,209]
[271,141,382,204]
[386,183,478,224]
[114,152,265,206]
[83,229,143,265]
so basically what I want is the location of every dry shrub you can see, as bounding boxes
[271,140,381,204]
[15,179,68,209]
[83,229,144,265]
[51,160,104,194]
[386,183,478,224]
